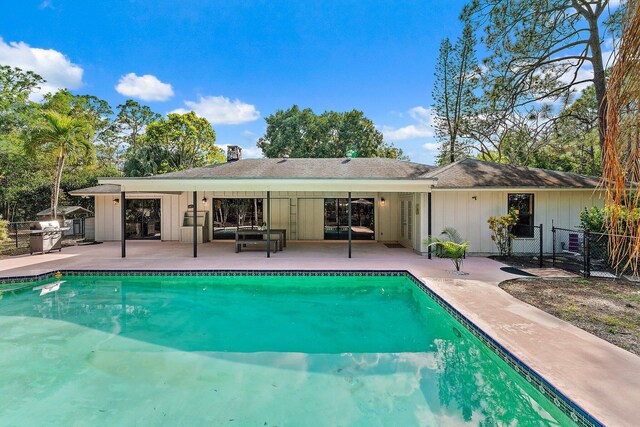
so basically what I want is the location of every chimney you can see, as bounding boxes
[227,145,242,162]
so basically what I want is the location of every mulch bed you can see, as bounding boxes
[500,277,640,356]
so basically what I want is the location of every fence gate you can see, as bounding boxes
[552,226,622,278]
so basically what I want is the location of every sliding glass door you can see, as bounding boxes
[212,198,264,239]
[323,198,375,240]
[125,199,161,240]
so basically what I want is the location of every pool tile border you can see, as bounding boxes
[0,268,601,427]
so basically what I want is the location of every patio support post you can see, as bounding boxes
[427,192,432,259]
[121,191,126,258]
[266,191,271,258]
[193,191,198,258]
[348,192,352,258]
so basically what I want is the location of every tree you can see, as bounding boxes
[467,99,555,166]
[602,1,640,275]
[116,99,161,149]
[123,111,224,177]
[26,111,92,219]
[465,0,624,159]
[0,65,43,133]
[548,85,601,175]
[42,90,123,167]
[257,105,406,159]
[0,134,51,221]
[432,23,480,165]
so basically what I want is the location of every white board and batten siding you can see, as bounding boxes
[429,189,604,255]
[95,190,400,242]
[94,194,180,241]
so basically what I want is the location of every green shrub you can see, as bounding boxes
[0,219,8,242]
[580,205,640,234]
[488,209,518,256]
[424,227,469,272]
[580,207,606,233]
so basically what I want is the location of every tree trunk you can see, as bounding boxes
[579,4,607,165]
[51,153,65,220]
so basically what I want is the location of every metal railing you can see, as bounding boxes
[552,226,629,278]
[1,218,89,254]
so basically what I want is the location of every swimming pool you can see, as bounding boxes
[0,272,586,426]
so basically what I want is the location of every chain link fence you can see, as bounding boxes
[499,224,544,268]
[552,226,628,278]
[0,222,31,254]
[551,227,587,276]
[1,218,89,255]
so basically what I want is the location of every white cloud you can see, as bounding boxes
[240,146,263,158]
[171,95,260,125]
[423,142,439,151]
[381,106,434,140]
[115,73,174,101]
[0,38,83,97]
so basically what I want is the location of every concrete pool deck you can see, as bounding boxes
[1,241,639,426]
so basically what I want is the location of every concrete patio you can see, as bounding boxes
[1,241,639,426]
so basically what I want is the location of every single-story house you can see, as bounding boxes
[70,147,602,257]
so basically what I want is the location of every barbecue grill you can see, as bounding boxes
[30,220,69,255]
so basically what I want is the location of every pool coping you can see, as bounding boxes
[0,268,601,427]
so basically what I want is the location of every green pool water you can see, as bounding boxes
[0,274,576,426]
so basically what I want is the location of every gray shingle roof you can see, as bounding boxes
[69,184,121,195]
[73,157,602,194]
[424,158,600,189]
[152,158,436,179]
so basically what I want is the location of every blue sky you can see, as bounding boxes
[1,0,468,164]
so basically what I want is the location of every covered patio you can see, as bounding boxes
[80,157,438,259]
[1,240,453,278]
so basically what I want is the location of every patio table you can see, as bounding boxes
[235,229,286,252]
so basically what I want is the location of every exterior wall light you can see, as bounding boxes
[202,197,208,205]
[380,198,386,206]
[113,198,120,206]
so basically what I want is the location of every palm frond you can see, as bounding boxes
[440,227,463,244]
[423,227,469,271]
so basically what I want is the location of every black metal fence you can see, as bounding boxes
[503,224,544,268]
[1,219,88,255]
[552,226,625,278]
[0,222,31,253]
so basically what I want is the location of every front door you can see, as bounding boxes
[125,199,161,239]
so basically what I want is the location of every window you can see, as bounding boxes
[323,198,375,240]
[508,194,534,238]
[125,199,161,240]
[212,198,263,239]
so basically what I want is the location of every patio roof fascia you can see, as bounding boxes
[98,177,437,193]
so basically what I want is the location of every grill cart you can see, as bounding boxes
[29,220,69,255]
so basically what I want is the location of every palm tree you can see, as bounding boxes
[424,227,469,273]
[26,111,92,219]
